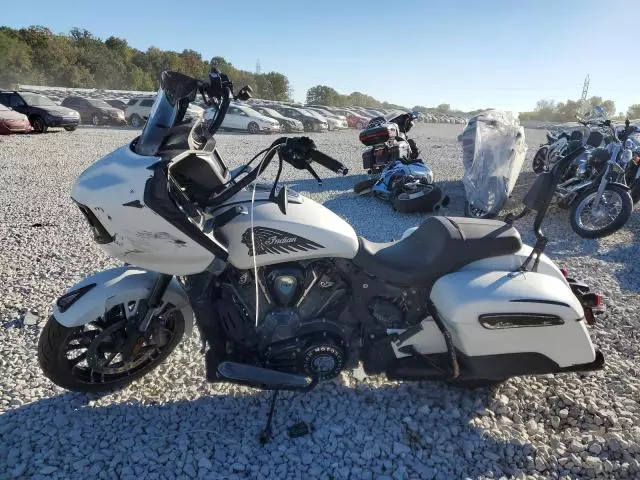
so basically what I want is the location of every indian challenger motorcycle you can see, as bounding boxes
[38,70,605,442]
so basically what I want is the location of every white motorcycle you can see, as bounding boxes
[38,69,605,441]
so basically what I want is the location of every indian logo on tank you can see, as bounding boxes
[241,227,324,255]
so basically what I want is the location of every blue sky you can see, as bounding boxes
[2,0,637,113]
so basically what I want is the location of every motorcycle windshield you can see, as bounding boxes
[460,110,527,213]
[135,88,178,157]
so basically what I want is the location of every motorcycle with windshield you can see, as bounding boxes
[38,69,604,442]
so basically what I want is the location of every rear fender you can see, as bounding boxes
[53,267,195,335]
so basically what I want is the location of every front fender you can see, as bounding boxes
[53,267,195,335]
[607,181,630,191]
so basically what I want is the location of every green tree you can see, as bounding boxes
[0,30,32,85]
[436,103,450,113]
[306,85,341,105]
[628,104,640,119]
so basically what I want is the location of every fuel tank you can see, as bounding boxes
[213,186,359,269]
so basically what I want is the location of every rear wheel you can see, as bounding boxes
[38,305,185,393]
[393,182,449,213]
[569,184,632,238]
[31,116,48,133]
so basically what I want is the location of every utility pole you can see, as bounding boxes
[256,59,262,75]
[579,74,590,115]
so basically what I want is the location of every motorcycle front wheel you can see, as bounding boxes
[569,184,633,239]
[38,305,185,393]
[464,201,499,219]
[532,146,548,173]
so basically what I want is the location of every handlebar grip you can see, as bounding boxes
[310,150,349,175]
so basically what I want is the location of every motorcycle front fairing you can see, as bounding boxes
[460,110,527,212]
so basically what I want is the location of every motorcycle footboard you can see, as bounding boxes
[209,355,314,391]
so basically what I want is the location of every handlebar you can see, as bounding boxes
[309,149,348,175]
[205,137,348,208]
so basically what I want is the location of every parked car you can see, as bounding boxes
[0,103,32,134]
[125,97,156,127]
[125,97,202,128]
[61,96,126,126]
[0,91,80,133]
[307,107,348,129]
[105,99,128,111]
[272,106,328,132]
[221,105,281,134]
[331,108,369,129]
[252,106,304,133]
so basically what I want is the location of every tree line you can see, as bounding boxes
[305,85,406,110]
[0,26,291,101]
[518,97,625,122]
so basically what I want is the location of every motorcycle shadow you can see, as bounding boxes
[0,378,541,479]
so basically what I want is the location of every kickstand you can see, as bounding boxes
[259,390,280,444]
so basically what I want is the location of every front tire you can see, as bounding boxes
[38,309,185,393]
[247,122,260,134]
[64,126,77,132]
[129,114,142,128]
[464,201,498,219]
[31,116,48,133]
[464,176,502,219]
[532,146,548,173]
[569,184,633,238]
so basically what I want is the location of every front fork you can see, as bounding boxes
[591,164,611,211]
[122,273,173,360]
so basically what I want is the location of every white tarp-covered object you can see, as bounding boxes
[459,110,527,213]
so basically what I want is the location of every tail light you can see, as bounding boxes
[75,202,114,244]
[560,267,568,278]
[582,292,602,308]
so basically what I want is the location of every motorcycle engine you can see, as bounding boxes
[218,261,354,379]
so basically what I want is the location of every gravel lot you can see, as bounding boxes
[1,124,639,480]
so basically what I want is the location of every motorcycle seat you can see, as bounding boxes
[352,216,522,286]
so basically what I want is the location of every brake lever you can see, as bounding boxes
[306,164,322,185]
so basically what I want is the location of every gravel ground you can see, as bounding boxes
[1,124,639,480]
